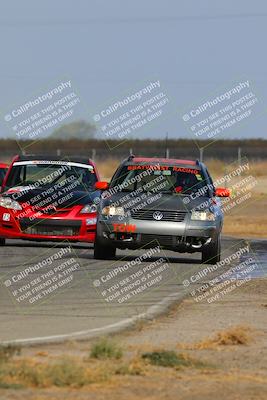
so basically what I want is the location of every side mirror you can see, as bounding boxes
[215,187,230,197]
[95,181,109,190]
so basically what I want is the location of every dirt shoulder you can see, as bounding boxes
[1,277,266,400]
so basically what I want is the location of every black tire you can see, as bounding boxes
[94,238,116,260]
[0,238,5,246]
[202,235,221,264]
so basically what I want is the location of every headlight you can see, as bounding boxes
[191,210,215,221]
[0,197,22,211]
[80,204,98,214]
[102,206,125,216]
[86,217,97,225]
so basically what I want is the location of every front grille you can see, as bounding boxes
[34,208,72,216]
[23,225,79,236]
[140,234,174,247]
[20,218,82,236]
[131,209,186,222]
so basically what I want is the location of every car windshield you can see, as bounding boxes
[5,161,97,192]
[111,164,212,196]
[0,168,7,184]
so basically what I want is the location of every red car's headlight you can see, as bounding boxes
[80,204,97,214]
[0,196,22,211]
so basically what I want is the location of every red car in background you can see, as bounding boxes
[0,163,8,186]
[0,155,101,246]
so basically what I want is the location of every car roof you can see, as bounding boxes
[0,163,8,168]
[124,157,203,169]
[131,157,198,165]
[15,155,93,165]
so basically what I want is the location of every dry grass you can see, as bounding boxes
[0,344,21,363]
[0,343,209,389]
[222,192,267,237]
[205,159,226,178]
[224,216,267,237]
[243,161,267,178]
[0,356,110,388]
[97,158,120,180]
[177,325,253,350]
[206,159,267,179]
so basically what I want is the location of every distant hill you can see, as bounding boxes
[50,120,96,140]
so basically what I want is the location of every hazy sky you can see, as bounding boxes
[0,0,266,140]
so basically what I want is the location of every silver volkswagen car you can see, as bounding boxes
[94,156,230,264]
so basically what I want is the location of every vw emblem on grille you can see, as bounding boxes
[153,211,164,221]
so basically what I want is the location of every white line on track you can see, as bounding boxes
[2,291,184,346]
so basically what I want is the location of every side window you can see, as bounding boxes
[5,166,24,188]
[205,168,215,194]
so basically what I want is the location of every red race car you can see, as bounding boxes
[0,162,8,186]
[0,155,101,246]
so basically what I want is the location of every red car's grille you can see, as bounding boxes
[20,218,82,236]
[23,225,79,236]
[34,207,73,216]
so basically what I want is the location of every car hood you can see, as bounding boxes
[102,192,213,212]
[2,186,100,208]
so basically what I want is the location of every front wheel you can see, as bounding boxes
[202,235,221,264]
[94,238,116,260]
[0,238,5,246]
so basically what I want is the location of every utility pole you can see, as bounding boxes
[92,148,96,161]
[238,147,242,167]
[199,147,204,162]
[165,133,169,158]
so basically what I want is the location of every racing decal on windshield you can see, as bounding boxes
[127,165,200,175]
[172,167,199,174]
[13,161,94,169]
[127,165,170,171]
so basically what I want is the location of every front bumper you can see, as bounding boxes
[97,215,220,252]
[0,208,96,243]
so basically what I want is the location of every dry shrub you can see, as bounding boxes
[0,356,109,388]
[0,344,21,363]
[141,350,207,369]
[212,325,252,346]
[90,338,123,360]
[115,358,146,376]
[177,325,253,350]
[35,351,48,357]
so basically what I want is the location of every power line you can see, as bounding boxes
[0,13,267,27]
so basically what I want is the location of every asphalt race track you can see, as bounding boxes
[0,237,265,345]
